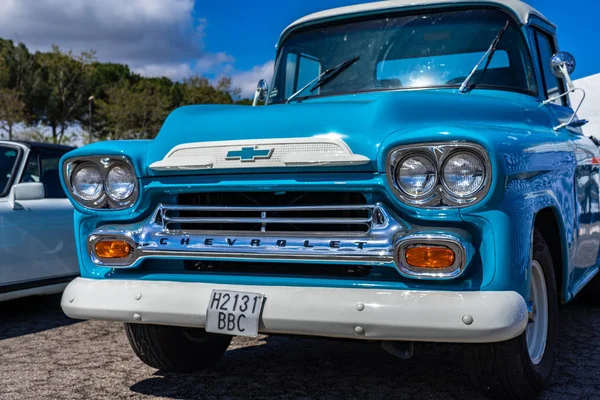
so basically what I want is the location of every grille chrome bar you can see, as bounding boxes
[89,202,405,269]
[164,217,373,224]
[156,203,378,234]
[160,204,374,212]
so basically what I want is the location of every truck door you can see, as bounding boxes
[534,29,600,286]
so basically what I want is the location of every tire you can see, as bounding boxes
[124,323,232,372]
[466,229,558,400]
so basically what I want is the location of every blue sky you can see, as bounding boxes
[0,0,595,97]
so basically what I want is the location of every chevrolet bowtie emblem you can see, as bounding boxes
[226,146,274,162]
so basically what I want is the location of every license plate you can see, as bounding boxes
[205,290,264,337]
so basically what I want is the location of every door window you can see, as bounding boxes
[534,30,567,106]
[21,150,40,182]
[21,149,66,198]
[0,145,20,196]
[283,52,321,97]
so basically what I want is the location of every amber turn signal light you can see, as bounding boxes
[95,240,132,259]
[405,246,455,269]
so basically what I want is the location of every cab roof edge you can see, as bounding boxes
[278,0,553,48]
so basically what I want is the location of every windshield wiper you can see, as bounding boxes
[286,56,360,103]
[459,20,510,93]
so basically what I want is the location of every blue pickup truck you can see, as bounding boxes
[59,0,597,398]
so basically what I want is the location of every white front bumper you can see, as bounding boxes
[61,277,528,343]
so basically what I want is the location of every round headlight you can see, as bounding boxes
[72,164,103,201]
[105,165,136,201]
[396,155,437,197]
[442,152,485,197]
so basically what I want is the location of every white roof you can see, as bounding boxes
[281,0,550,42]
[575,73,600,139]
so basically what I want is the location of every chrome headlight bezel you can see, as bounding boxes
[63,156,138,210]
[387,142,491,208]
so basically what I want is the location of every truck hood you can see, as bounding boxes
[146,89,548,175]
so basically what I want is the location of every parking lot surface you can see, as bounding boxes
[1,294,599,399]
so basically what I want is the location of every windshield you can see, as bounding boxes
[0,145,19,195]
[270,8,537,103]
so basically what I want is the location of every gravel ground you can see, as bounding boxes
[1,294,600,400]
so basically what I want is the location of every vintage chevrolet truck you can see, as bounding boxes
[59,0,597,398]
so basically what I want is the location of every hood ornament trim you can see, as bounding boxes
[149,137,369,171]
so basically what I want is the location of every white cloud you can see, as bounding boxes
[0,0,273,98]
[231,60,275,98]
[0,0,233,77]
[132,52,238,82]
[133,63,195,81]
[195,52,236,74]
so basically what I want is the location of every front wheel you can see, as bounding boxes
[125,323,232,372]
[466,229,558,399]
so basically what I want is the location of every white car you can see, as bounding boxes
[0,140,78,301]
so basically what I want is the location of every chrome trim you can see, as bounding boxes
[88,202,408,268]
[387,142,491,208]
[63,155,139,210]
[252,79,269,107]
[88,202,469,280]
[394,234,466,279]
[88,234,137,266]
[157,203,376,234]
[138,249,391,263]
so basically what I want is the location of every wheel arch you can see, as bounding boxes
[533,206,568,303]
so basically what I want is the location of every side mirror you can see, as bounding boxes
[8,182,45,210]
[550,51,576,89]
[252,79,269,107]
[544,51,587,131]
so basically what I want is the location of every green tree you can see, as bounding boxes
[0,88,25,139]
[180,75,235,105]
[35,46,95,144]
[0,40,41,137]
[98,78,171,140]
[85,62,138,141]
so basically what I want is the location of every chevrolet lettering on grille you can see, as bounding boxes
[155,236,368,249]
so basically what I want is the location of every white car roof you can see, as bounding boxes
[281,0,551,44]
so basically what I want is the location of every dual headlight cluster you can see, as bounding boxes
[387,142,491,208]
[64,156,138,209]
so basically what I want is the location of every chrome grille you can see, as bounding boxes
[157,192,373,234]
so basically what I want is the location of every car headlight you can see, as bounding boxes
[396,155,437,197]
[106,165,136,201]
[387,142,490,208]
[63,156,138,210]
[72,164,103,201]
[442,152,485,197]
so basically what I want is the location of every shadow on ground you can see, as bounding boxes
[130,335,480,399]
[0,294,79,340]
[129,300,600,400]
